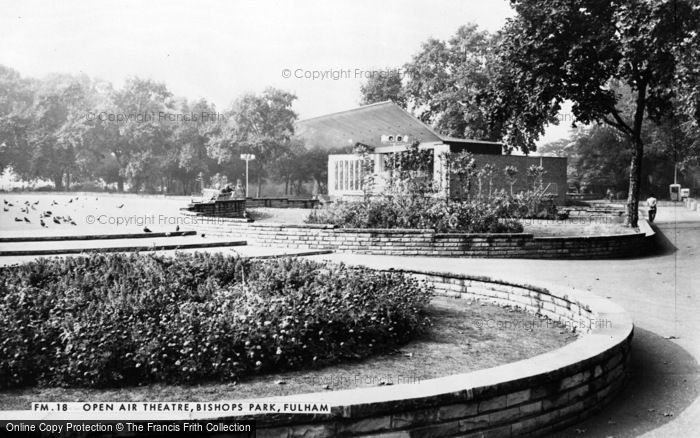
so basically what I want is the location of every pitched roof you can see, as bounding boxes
[295,101,442,151]
[296,101,502,152]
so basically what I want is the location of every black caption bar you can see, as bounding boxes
[1,420,256,437]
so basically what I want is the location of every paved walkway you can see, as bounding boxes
[307,204,700,438]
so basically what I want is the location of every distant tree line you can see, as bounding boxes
[0,66,327,196]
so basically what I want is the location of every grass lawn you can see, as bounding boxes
[0,296,577,410]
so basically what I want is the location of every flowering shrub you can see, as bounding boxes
[306,191,535,233]
[0,253,432,388]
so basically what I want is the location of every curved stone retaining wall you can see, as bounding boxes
[181,212,653,259]
[210,270,633,437]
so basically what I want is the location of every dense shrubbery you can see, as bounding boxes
[306,190,563,233]
[0,253,432,389]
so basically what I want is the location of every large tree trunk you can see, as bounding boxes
[53,174,64,191]
[626,139,644,227]
[256,173,262,198]
[117,176,125,192]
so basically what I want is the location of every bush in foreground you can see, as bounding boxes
[0,253,432,388]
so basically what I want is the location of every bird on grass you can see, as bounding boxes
[2,199,7,205]
[68,198,73,204]
[117,204,124,208]
[40,219,46,227]
[14,217,22,222]
[53,217,61,224]
[33,200,39,205]
[7,202,13,207]
[69,219,77,226]
[175,225,180,232]
[23,217,30,223]
[201,233,206,238]
[143,227,152,233]
[3,207,8,212]
[51,200,58,206]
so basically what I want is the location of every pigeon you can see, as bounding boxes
[201,233,206,238]
[40,219,46,227]
[53,217,61,224]
[175,225,180,232]
[30,204,36,210]
[117,204,124,208]
[68,198,73,203]
[69,220,77,226]
[143,227,152,233]
[51,200,58,206]
[33,200,39,205]
[7,202,13,206]
[14,217,22,222]
[23,217,30,223]
[3,207,8,212]
[2,199,7,205]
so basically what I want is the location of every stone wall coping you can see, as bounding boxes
[532,232,644,242]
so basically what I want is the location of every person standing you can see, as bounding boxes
[646,194,658,222]
[606,188,614,202]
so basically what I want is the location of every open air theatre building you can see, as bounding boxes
[296,101,567,202]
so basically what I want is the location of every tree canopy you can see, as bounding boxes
[491,0,700,226]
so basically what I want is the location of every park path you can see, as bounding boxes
[308,204,700,438]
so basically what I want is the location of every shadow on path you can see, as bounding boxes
[549,327,700,437]
[648,222,677,255]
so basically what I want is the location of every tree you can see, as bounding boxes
[527,164,546,192]
[167,98,218,194]
[359,70,406,107]
[79,77,174,191]
[446,151,476,200]
[504,166,518,195]
[492,0,700,226]
[481,163,496,197]
[0,66,34,178]
[404,24,502,140]
[209,88,297,197]
[26,74,95,190]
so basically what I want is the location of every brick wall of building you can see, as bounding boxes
[457,155,568,201]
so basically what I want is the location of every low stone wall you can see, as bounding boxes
[182,199,246,217]
[246,197,319,208]
[205,270,633,437]
[181,212,653,259]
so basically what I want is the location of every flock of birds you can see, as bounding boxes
[3,198,80,227]
[2,197,184,234]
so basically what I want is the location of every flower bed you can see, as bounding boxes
[305,192,565,234]
[0,253,432,388]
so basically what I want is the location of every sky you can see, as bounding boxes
[0,0,572,146]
